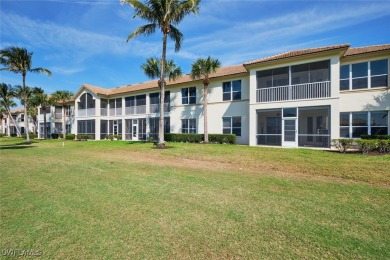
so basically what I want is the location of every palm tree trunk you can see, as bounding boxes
[158,33,168,148]
[22,74,30,143]
[62,104,66,139]
[204,83,208,143]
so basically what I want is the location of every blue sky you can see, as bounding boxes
[1,0,390,100]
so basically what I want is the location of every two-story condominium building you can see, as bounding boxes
[1,109,35,136]
[37,43,390,148]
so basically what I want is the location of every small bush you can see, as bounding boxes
[107,134,122,141]
[377,139,390,153]
[10,133,17,137]
[361,135,390,140]
[356,139,378,154]
[331,139,355,153]
[0,133,4,138]
[51,133,60,139]
[76,134,94,140]
[165,133,236,144]
[66,134,76,140]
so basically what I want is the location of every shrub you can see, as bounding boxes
[21,133,38,139]
[0,133,4,138]
[361,135,390,140]
[209,134,236,144]
[165,133,236,144]
[356,139,378,154]
[65,134,76,140]
[51,133,60,139]
[331,139,355,153]
[76,134,94,140]
[107,134,122,141]
[377,139,390,153]
[10,133,17,137]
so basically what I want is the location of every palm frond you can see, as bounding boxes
[30,68,52,77]
[169,25,183,52]
[127,23,157,42]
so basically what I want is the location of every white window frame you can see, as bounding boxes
[339,111,389,138]
[223,80,242,101]
[181,118,197,133]
[181,87,196,105]
[340,59,388,91]
[222,116,242,136]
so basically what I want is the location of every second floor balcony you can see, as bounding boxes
[125,105,146,115]
[149,103,170,113]
[256,81,331,103]
[78,108,95,117]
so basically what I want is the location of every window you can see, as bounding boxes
[371,59,388,88]
[291,60,330,85]
[222,117,241,136]
[223,80,241,101]
[182,87,196,104]
[21,114,25,122]
[149,91,170,113]
[109,98,122,116]
[149,117,170,139]
[125,95,146,114]
[340,59,388,90]
[182,119,196,133]
[54,123,62,133]
[77,119,95,138]
[339,111,388,138]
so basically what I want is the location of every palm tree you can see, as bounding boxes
[29,89,53,139]
[51,90,73,139]
[191,56,221,143]
[0,47,52,142]
[14,85,36,138]
[0,83,21,137]
[142,58,182,85]
[27,106,38,135]
[123,0,199,147]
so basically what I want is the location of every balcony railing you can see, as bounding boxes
[109,108,123,116]
[78,108,95,117]
[101,108,108,116]
[125,105,146,115]
[149,103,170,113]
[54,113,62,119]
[257,81,330,103]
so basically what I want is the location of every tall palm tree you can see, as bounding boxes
[0,47,52,142]
[29,89,53,139]
[123,0,199,147]
[0,104,5,135]
[0,83,20,137]
[27,106,38,135]
[191,56,221,143]
[51,90,73,139]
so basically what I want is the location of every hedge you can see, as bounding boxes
[360,135,390,140]
[66,134,76,140]
[164,133,236,144]
[331,139,355,153]
[51,133,60,139]
[76,134,94,140]
[22,133,38,139]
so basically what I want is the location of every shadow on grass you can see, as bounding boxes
[0,141,38,147]
[0,145,36,150]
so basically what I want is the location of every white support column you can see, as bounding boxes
[146,93,150,114]
[122,119,125,140]
[95,118,101,140]
[95,98,101,117]
[249,69,258,146]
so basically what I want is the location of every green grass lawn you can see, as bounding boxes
[1,138,389,259]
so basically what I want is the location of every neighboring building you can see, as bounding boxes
[37,43,389,148]
[37,103,75,138]
[1,109,35,136]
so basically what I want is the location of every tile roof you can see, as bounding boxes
[343,44,390,57]
[82,64,247,97]
[244,44,350,65]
